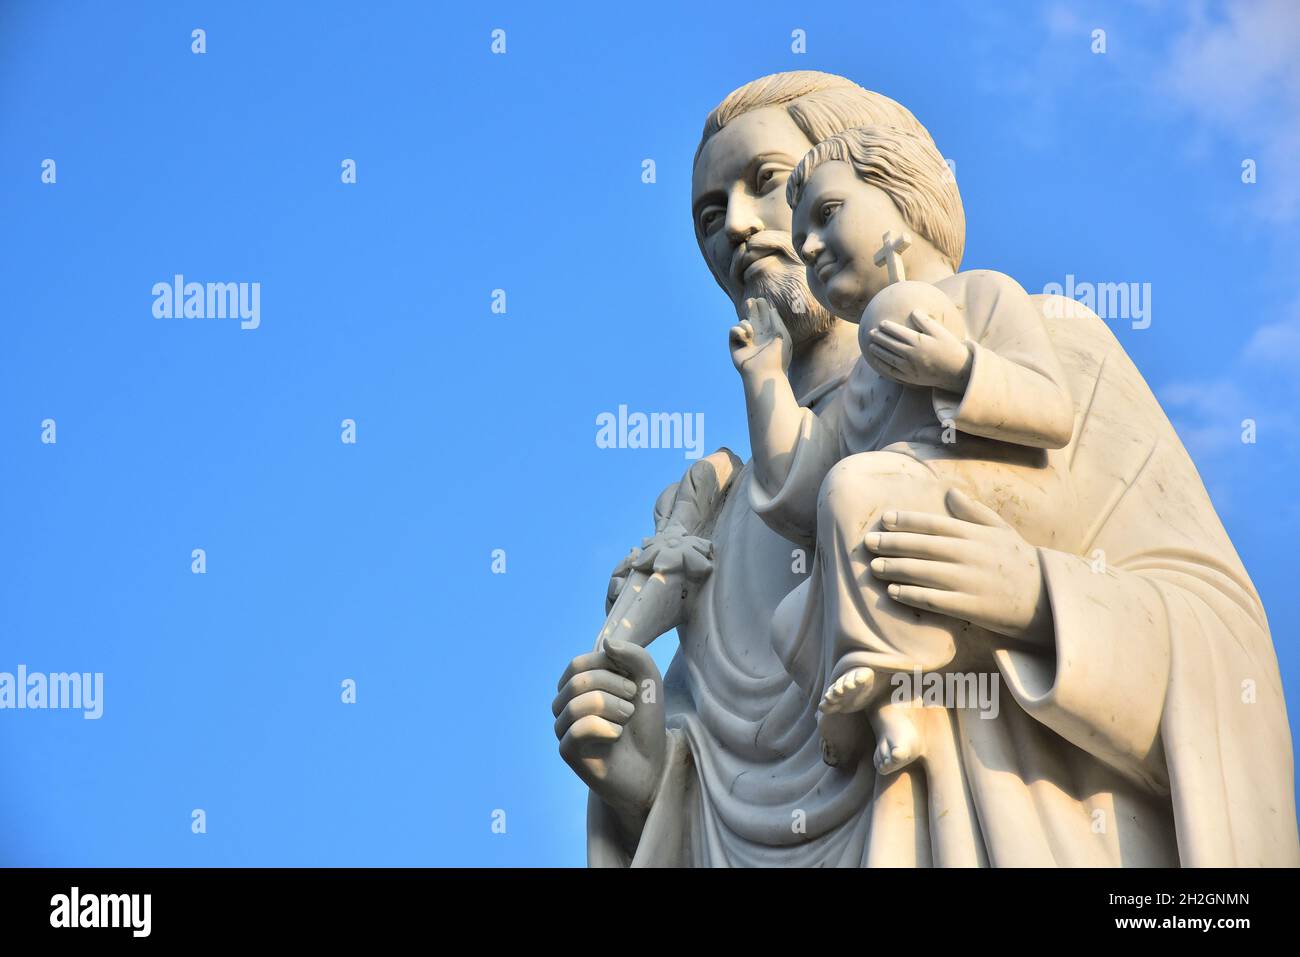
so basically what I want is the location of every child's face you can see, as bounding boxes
[792,161,911,320]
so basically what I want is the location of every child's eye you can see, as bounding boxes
[820,201,841,222]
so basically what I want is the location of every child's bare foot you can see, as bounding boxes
[870,704,923,774]
[820,665,876,715]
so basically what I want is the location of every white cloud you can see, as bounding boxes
[1242,314,1300,365]
[1161,1,1300,126]
[1159,298,1300,466]
[1158,0,1300,220]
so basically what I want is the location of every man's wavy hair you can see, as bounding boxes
[694,71,931,171]
[787,125,966,271]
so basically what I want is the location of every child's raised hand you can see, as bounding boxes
[729,298,792,376]
[865,309,972,393]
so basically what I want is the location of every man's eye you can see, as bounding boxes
[756,167,783,191]
[700,209,723,233]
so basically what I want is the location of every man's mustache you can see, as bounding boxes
[728,231,802,285]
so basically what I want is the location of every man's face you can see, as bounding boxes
[692,106,835,342]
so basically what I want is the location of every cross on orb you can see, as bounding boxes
[873,230,913,285]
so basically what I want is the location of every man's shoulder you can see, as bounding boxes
[1031,292,1120,381]
[941,268,1025,300]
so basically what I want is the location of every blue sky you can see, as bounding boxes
[1,1,1297,866]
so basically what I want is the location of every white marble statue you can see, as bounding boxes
[553,71,1300,867]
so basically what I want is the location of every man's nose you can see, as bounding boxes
[724,188,763,245]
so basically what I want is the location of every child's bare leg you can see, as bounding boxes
[870,700,923,774]
[816,451,961,715]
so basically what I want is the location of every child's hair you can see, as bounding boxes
[786,125,965,271]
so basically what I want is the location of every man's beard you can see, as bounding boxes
[743,261,837,345]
